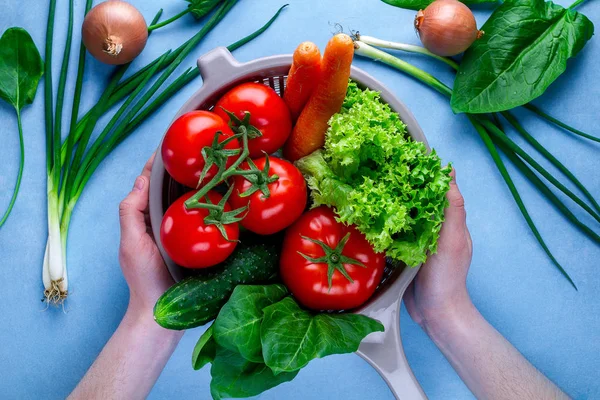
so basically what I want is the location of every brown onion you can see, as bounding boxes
[82,0,148,65]
[414,0,483,57]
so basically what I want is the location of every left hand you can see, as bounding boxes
[118,154,174,317]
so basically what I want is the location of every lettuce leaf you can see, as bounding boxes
[296,82,452,267]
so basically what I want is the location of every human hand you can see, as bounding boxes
[118,154,175,318]
[404,169,473,330]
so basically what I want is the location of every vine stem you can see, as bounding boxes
[185,128,251,209]
[0,113,25,227]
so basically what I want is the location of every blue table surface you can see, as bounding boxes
[1,0,598,399]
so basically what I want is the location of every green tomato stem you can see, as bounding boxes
[0,113,25,228]
[148,8,189,32]
[185,132,251,209]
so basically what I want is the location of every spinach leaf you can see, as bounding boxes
[261,297,384,374]
[187,0,222,19]
[192,325,217,370]
[0,27,43,228]
[210,346,298,400]
[0,27,43,112]
[451,0,594,114]
[213,284,288,363]
[382,0,496,11]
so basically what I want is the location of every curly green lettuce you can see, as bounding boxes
[295,82,452,267]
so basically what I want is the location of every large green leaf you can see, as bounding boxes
[209,346,298,400]
[192,325,217,370]
[451,0,594,114]
[382,0,496,11]
[0,27,43,112]
[213,284,288,363]
[261,297,384,374]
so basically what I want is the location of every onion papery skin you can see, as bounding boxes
[415,0,482,57]
[82,0,148,65]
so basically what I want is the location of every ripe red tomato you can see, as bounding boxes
[161,111,240,188]
[280,206,385,310]
[214,83,292,158]
[229,156,307,235]
[160,191,239,269]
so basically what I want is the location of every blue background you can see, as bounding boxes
[1,0,598,399]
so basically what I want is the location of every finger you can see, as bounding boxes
[141,152,156,179]
[119,175,150,245]
[444,168,466,226]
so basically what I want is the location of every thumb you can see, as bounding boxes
[119,175,149,244]
[444,169,466,228]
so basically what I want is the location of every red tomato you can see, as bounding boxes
[160,191,239,269]
[214,83,292,158]
[161,111,240,188]
[229,156,307,235]
[280,207,385,310]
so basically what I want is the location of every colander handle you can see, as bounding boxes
[195,47,243,95]
[357,303,427,400]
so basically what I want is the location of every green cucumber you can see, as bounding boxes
[154,242,280,330]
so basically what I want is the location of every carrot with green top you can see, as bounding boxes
[284,34,354,162]
[284,41,322,122]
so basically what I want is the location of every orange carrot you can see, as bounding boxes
[284,42,322,122]
[284,34,354,162]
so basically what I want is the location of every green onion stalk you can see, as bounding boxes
[353,40,599,288]
[41,0,287,305]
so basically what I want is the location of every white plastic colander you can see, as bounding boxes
[149,47,429,400]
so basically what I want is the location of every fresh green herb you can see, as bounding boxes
[296,82,452,267]
[213,285,288,363]
[382,0,495,11]
[0,28,43,227]
[193,325,217,370]
[261,296,384,374]
[210,346,298,400]
[451,0,594,114]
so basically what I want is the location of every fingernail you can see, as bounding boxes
[134,177,145,191]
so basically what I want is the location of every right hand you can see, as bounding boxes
[403,169,473,329]
[118,154,175,318]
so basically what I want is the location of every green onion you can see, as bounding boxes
[477,117,600,224]
[41,0,287,304]
[354,40,580,287]
[524,104,600,143]
[469,117,577,289]
[493,135,600,245]
[501,111,600,215]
